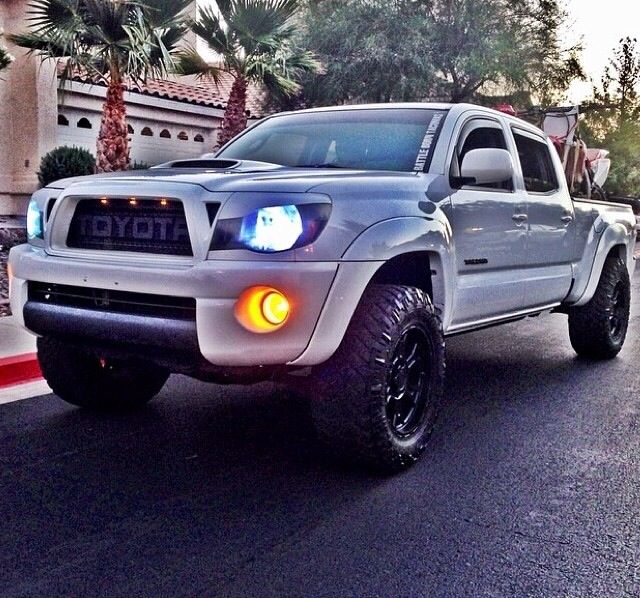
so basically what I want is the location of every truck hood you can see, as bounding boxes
[40,160,447,262]
[45,159,427,195]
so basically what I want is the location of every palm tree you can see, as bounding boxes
[0,29,14,72]
[178,0,320,148]
[11,0,190,172]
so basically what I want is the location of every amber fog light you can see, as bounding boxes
[235,286,290,333]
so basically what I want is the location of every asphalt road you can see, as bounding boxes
[2,277,640,598]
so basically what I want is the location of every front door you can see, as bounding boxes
[444,118,528,328]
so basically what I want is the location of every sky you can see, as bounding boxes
[565,0,636,101]
[198,0,633,103]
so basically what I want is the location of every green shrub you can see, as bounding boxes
[38,146,96,187]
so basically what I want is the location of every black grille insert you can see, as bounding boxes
[67,197,193,256]
[29,282,196,320]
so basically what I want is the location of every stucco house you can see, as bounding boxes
[0,0,265,217]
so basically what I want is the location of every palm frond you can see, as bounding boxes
[184,0,319,98]
[139,0,192,28]
[175,47,223,83]
[9,31,70,57]
[13,0,188,85]
[246,45,321,96]
[25,0,80,36]
[230,0,300,56]
[191,5,234,56]
[81,0,132,44]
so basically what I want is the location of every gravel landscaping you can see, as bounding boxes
[0,227,26,317]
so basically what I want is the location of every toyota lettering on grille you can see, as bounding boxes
[74,214,189,242]
[67,198,194,256]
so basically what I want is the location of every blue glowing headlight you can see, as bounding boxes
[239,205,304,252]
[27,199,44,241]
[211,202,331,254]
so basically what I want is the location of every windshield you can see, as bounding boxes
[218,108,448,173]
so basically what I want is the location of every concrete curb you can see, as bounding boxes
[0,353,42,389]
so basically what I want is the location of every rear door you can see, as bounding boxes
[444,117,528,327]
[511,128,575,307]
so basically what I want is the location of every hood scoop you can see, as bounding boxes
[150,158,283,172]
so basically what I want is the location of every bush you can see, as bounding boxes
[38,146,96,187]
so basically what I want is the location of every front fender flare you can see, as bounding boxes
[291,216,455,366]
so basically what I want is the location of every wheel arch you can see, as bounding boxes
[368,251,448,318]
[342,216,453,318]
[292,217,454,366]
[568,223,634,307]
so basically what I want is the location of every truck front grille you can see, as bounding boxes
[66,197,194,256]
[28,282,196,320]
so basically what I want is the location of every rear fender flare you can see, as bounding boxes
[568,223,633,306]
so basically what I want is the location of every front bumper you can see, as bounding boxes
[9,244,352,367]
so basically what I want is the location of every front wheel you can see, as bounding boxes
[568,255,630,359]
[311,285,445,472]
[38,337,169,411]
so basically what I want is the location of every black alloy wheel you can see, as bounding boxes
[386,326,432,438]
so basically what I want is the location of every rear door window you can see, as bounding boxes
[513,132,559,193]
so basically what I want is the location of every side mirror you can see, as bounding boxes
[460,148,514,186]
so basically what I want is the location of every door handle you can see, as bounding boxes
[512,213,528,223]
[561,215,573,223]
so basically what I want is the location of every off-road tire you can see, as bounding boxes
[37,337,169,410]
[568,255,630,359]
[311,285,445,472]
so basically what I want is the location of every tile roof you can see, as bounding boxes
[60,66,268,118]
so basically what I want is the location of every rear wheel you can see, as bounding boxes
[568,255,630,359]
[38,337,169,410]
[311,285,445,472]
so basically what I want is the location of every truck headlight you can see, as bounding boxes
[27,199,44,241]
[241,205,303,252]
[211,203,331,253]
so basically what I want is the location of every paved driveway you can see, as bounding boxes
[1,275,639,597]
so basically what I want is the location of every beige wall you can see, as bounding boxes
[58,80,224,165]
[0,0,58,216]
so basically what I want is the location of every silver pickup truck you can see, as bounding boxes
[9,103,636,471]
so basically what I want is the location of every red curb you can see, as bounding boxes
[0,353,43,389]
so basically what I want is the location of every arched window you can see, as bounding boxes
[141,126,153,137]
[58,114,69,126]
[127,124,134,134]
[194,134,205,143]
[77,117,92,129]
[177,131,189,141]
[160,129,171,139]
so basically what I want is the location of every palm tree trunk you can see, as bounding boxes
[216,76,248,149]
[96,80,130,173]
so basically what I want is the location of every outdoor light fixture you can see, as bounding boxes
[210,203,331,253]
[234,286,291,333]
[26,199,43,240]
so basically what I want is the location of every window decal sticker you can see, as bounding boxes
[414,112,445,172]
